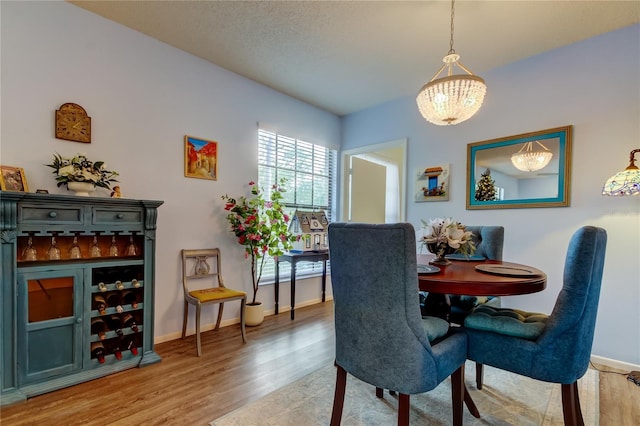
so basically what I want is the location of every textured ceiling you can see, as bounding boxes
[69,1,640,116]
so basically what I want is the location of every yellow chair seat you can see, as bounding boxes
[190,287,246,303]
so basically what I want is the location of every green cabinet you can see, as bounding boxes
[1,192,163,405]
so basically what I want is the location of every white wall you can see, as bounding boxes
[341,24,640,365]
[1,2,340,340]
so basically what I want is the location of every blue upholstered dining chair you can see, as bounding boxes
[328,222,468,426]
[464,226,607,426]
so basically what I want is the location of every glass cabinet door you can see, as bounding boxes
[17,269,83,384]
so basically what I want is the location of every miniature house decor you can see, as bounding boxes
[289,210,329,252]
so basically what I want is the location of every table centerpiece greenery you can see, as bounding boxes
[420,217,475,265]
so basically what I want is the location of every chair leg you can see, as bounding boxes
[330,365,348,426]
[451,366,464,426]
[215,302,224,331]
[476,362,484,390]
[195,303,202,357]
[561,382,585,426]
[398,393,410,426]
[240,297,247,342]
[182,301,189,339]
[376,387,383,398]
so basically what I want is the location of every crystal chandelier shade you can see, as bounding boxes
[602,149,640,196]
[511,141,553,172]
[416,0,486,126]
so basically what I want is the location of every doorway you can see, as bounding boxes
[340,139,407,223]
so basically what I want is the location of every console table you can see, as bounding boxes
[274,251,329,320]
[0,192,162,405]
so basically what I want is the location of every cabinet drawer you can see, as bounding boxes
[19,205,84,225]
[93,208,143,226]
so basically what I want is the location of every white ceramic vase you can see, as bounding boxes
[245,302,264,326]
[67,181,96,196]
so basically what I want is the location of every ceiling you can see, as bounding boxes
[69,1,640,116]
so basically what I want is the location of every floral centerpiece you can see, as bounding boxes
[222,178,298,305]
[46,153,119,191]
[420,217,475,265]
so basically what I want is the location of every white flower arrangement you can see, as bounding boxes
[46,152,119,190]
[420,217,475,257]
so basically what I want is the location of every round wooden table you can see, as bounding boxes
[417,256,547,296]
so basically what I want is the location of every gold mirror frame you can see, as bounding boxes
[466,125,572,210]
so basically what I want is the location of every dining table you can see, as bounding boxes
[416,253,547,418]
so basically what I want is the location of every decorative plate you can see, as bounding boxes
[417,264,441,274]
[475,264,542,277]
[445,253,486,261]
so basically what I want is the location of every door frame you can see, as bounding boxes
[339,138,407,223]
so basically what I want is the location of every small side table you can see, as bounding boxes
[274,251,329,320]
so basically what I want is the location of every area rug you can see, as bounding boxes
[211,361,598,425]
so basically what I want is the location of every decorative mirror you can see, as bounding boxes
[467,125,572,209]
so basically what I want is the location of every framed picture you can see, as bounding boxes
[0,165,29,192]
[414,164,450,202]
[184,135,218,180]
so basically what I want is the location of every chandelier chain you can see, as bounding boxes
[449,0,456,54]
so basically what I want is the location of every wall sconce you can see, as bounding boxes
[602,148,640,196]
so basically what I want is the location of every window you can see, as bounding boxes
[258,129,337,281]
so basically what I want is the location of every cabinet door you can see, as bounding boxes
[17,269,83,384]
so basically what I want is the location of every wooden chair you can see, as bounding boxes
[181,248,246,356]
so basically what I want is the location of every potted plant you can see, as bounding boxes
[46,152,119,196]
[222,178,298,325]
[419,217,475,266]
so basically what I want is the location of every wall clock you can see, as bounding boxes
[55,102,91,143]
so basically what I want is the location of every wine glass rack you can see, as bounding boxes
[0,192,163,405]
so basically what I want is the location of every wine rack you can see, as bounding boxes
[0,192,163,405]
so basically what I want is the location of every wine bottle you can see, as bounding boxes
[91,318,107,340]
[93,295,107,315]
[124,335,139,356]
[91,341,106,364]
[110,340,123,360]
[122,312,139,332]
[107,314,124,337]
[106,292,123,314]
[122,290,138,309]
[115,280,125,291]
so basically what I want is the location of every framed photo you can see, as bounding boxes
[414,164,449,202]
[0,165,29,192]
[184,135,217,180]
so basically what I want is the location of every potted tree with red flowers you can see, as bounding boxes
[222,178,298,325]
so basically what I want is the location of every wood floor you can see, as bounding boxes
[1,302,638,425]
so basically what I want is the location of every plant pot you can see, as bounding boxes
[67,181,96,196]
[245,302,264,326]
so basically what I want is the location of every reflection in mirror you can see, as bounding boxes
[467,126,572,209]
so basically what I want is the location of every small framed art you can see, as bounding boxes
[414,164,449,202]
[185,135,218,180]
[0,165,29,192]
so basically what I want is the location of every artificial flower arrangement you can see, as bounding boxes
[420,217,475,264]
[46,152,119,190]
[221,178,299,305]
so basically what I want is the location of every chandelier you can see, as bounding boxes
[511,141,553,172]
[416,0,486,126]
[602,148,640,196]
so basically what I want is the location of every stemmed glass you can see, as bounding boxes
[47,234,61,260]
[69,233,82,259]
[125,234,138,257]
[109,234,120,257]
[90,234,102,258]
[22,234,38,261]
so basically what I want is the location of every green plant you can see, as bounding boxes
[222,178,298,305]
[46,152,119,190]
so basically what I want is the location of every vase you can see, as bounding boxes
[245,302,264,326]
[67,181,96,196]
[427,243,455,266]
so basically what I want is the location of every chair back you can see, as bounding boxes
[181,248,224,295]
[465,225,504,260]
[533,226,607,382]
[328,222,441,393]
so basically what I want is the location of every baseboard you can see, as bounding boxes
[154,298,332,344]
[591,354,640,372]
